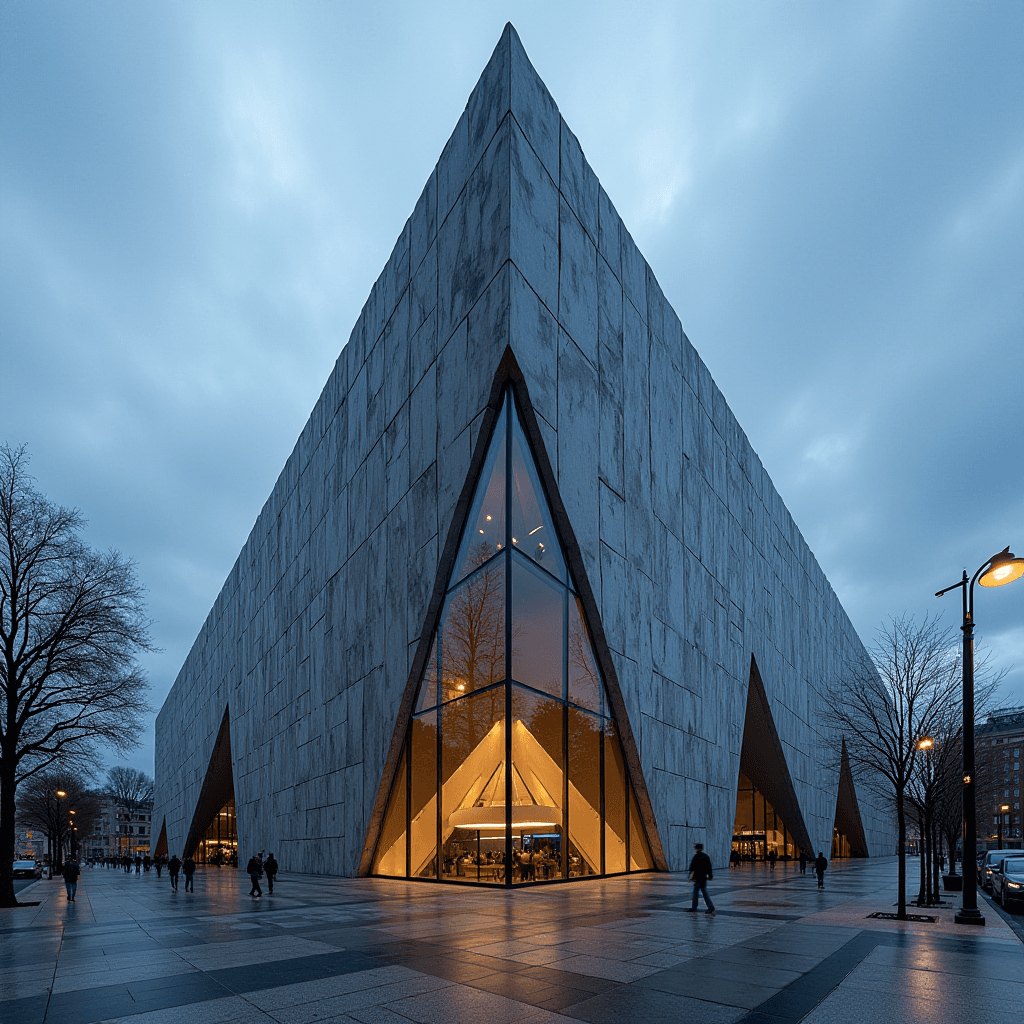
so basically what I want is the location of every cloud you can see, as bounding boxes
[1,0,1022,782]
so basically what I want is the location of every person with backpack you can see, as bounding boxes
[815,851,828,889]
[168,854,181,892]
[687,843,716,916]
[264,852,278,895]
[246,854,263,897]
[62,858,81,902]
[182,854,196,893]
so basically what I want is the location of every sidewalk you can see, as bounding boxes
[1,858,1021,1023]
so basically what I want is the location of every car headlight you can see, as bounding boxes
[1008,881,1023,889]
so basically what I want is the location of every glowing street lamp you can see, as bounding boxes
[937,546,1024,926]
[997,803,1011,850]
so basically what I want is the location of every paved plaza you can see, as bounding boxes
[2,858,1022,1024]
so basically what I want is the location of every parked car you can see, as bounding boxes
[992,856,1024,907]
[979,851,1005,892]
[12,860,42,879]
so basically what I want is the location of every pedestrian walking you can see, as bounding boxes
[168,854,181,892]
[62,858,81,902]
[155,857,163,879]
[143,855,152,872]
[799,851,808,874]
[246,854,263,897]
[182,855,196,893]
[687,843,716,915]
[264,852,278,895]
[814,851,828,889]
[134,854,142,875]
[768,849,778,871]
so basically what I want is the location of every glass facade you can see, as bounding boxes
[732,771,796,861]
[196,799,238,865]
[372,389,655,885]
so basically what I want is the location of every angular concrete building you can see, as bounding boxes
[153,25,893,883]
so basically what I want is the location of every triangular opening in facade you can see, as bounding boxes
[182,706,238,865]
[371,386,655,884]
[153,818,168,859]
[832,739,869,858]
[732,657,813,863]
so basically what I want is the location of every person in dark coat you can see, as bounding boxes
[799,851,808,874]
[814,851,828,889]
[264,853,278,895]
[768,849,778,871]
[168,854,181,891]
[687,843,716,915]
[182,855,196,893]
[155,856,163,879]
[62,859,81,902]
[246,854,263,897]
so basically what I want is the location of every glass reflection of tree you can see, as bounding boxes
[442,545,505,701]
[569,599,601,711]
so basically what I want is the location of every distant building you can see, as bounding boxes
[978,707,1024,850]
[88,795,155,860]
[13,823,44,863]
[153,25,894,883]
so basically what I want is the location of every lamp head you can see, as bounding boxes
[979,547,1024,588]
[56,790,66,798]
[917,737,934,750]
[1001,803,1010,812]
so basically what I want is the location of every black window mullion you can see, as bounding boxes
[436,710,442,881]
[562,578,569,880]
[504,391,514,887]
[599,719,606,876]
[405,732,411,879]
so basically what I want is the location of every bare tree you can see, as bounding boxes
[17,768,101,871]
[0,446,152,906]
[106,766,154,855]
[824,615,962,920]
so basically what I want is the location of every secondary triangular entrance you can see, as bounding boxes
[832,739,869,857]
[183,706,238,863]
[153,818,168,859]
[732,657,813,862]
[371,385,655,884]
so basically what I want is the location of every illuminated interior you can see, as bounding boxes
[732,770,797,861]
[372,388,655,885]
[196,799,237,865]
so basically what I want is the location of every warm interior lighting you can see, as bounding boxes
[449,805,561,831]
[979,549,1024,588]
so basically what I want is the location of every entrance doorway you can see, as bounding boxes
[732,770,796,863]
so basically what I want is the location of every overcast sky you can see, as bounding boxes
[2,1,1022,779]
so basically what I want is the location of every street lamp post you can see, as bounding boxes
[937,546,1024,927]
[997,803,1010,850]
[49,789,67,879]
[917,737,934,905]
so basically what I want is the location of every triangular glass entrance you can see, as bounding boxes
[832,739,869,858]
[732,658,813,863]
[372,387,654,884]
[183,706,239,865]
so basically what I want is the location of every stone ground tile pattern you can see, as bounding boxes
[3,858,1022,1024]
